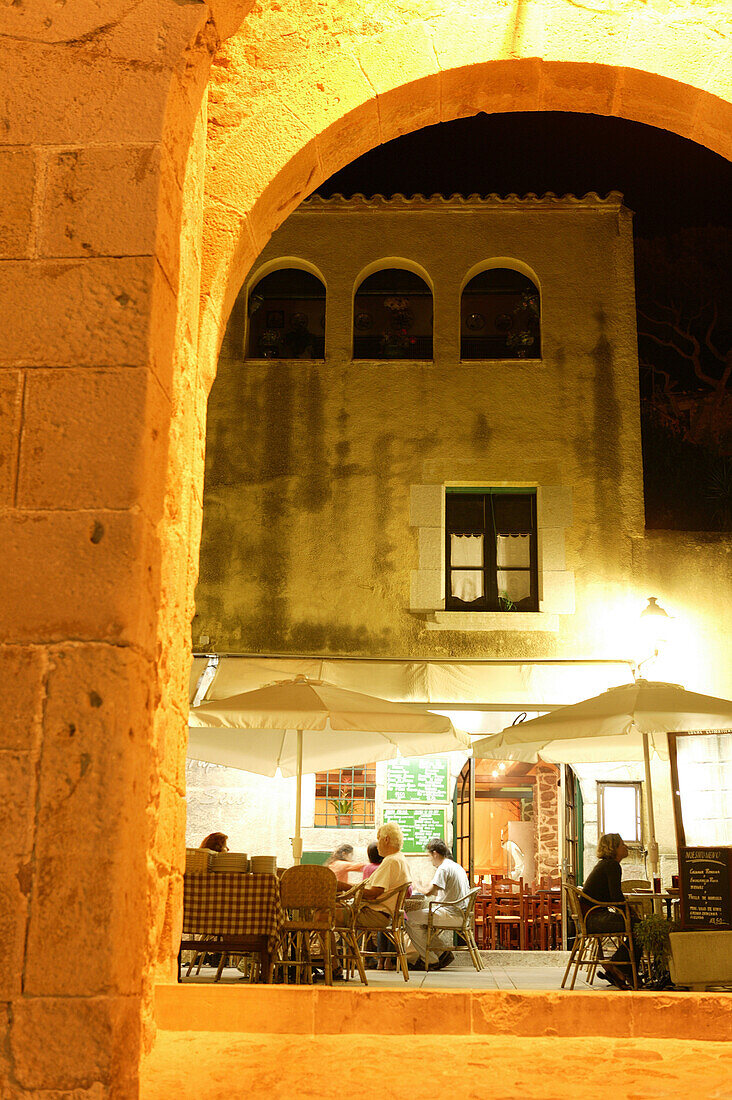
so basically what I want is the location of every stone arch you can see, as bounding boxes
[460,258,543,299]
[4,0,732,1093]
[353,256,436,297]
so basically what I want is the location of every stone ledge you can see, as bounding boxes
[155,984,732,1040]
[425,612,559,631]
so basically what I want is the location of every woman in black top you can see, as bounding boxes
[582,832,640,989]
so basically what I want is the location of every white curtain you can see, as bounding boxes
[497,533,531,603]
[450,535,483,602]
[497,533,530,567]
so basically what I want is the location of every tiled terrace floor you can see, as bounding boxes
[180,951,596,990]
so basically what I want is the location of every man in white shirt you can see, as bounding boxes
[405,837,470,969]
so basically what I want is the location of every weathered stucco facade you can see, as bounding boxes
[197,193,646,657]
[2,0,732,1094]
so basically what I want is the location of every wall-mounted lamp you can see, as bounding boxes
[635,596,672,679]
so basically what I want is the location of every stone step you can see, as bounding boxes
[142,1032,732,1100]
[155,984,731,1040]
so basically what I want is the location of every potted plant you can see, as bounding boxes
[634,914,678,989]
[329,796,355,826]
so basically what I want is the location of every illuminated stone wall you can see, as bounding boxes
[1,0,731,1093]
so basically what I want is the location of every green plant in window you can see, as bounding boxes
[498,594,517,612]
[329,796,355,819]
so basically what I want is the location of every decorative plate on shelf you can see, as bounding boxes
[389,306,414,332]
[355,311,373,331]
[465,313,485,331]
[289,311,309,329]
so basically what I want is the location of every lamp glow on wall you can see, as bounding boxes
[636,595,672,877]
[636,596,673,681]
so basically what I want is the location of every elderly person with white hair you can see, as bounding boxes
[336,821,410,944]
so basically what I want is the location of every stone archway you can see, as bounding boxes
[1,0,730,1095]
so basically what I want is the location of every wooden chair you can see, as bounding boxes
[622,878,652,891]
[486,879,525,950]
[422,887,484,972]
[562,883,639,990]
[525,889,561,951]
[473,894,488,948]
[277,865,337,985]
[355,882,411,982]
[334,882,369,985]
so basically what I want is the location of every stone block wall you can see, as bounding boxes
[535,765,560,881]
[1,0,731,1094]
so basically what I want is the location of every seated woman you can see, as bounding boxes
[199,832,228,853]
[325,843,365,884]
[582,832,641,989]
[361,841,383,880]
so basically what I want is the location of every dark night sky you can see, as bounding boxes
[317,112,732,239]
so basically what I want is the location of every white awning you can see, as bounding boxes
[189,654,634,738]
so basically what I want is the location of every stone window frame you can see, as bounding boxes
[409,483,574,631]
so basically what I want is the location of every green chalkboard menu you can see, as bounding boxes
[679,847,732,930]
[384,806,445,855]
[386,757,449,803]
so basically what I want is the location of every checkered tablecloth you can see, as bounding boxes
[183,873,283,946]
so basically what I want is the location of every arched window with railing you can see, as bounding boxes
[246,267,326,359]
[461,267,540,360]
[353,267,433,360]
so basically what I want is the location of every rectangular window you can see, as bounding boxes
[314,765,377,828]
[445,489,538,611]
[598,782,643,845]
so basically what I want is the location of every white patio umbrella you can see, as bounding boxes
[472,679,732,875]
[189,675,470,862]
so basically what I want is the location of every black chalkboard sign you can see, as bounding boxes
[679,847,732,930]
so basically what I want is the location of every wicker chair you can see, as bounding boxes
[335,882,369,985]
[562,883,639,990]
[422,887,483,972]
[277,864,337,985]
[356,882,411,982]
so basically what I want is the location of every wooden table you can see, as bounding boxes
[179,871,284,982]
[626,891,680,921]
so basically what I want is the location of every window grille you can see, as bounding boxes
[314,764,377,828]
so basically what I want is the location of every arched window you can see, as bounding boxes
[353,268,433,360]
[246,268,326,359]
[461,268,540,360]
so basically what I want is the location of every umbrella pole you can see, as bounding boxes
[642,732,660,877]
[292,729,304,866]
